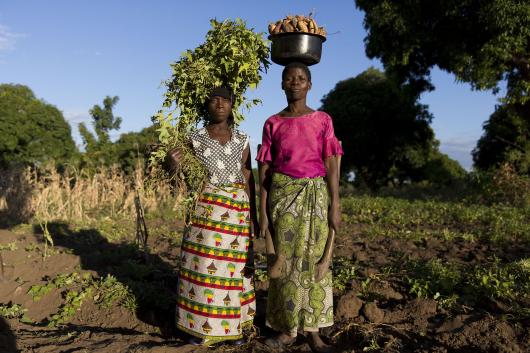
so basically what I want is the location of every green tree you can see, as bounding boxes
[114,125,158,172]
[473,103,530,174]
[320,68,436,189]
[79,96,122,166]
[356,0,530,173]
[0,84,77,167]
[419,149,467,185]
[356,0,530,103]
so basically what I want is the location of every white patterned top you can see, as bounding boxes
[189,128,249,185]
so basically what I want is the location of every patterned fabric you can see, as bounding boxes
[176,183,255,345]
[256,111,343,179]
[265,173,333,336]
[190,128,249,185]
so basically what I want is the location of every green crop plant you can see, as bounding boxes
[27,271,137,327]
[0,242,17,251]
[333,257,357,292]
[405,258,462,301]
[469,257,530,300]
[0,303,30,321]
[341,196,530,243]
[93,274,138,311]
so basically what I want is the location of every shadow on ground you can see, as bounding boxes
[32,222,185,341]
[0,317,17,353]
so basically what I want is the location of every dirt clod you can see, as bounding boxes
[361,302,384,323]
[335,291,363,320]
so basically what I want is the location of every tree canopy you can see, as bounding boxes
[0,84,77,167]
[473,103,530,174]
[320,68,445,188]
[356,0,530,103]
[114,125,159,172]
[78,96,122,166]
[356,0,530,173]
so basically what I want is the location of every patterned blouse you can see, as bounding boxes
[189,127,249,185]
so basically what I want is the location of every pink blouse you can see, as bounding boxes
[256,111,343,179]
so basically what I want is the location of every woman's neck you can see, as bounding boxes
[207,121,230,132]
[282,99,314,117]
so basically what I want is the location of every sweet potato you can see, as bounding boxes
[309,18,317,33]
[272,20,282,34]
[297,20,309,32]
[270,15,325,36]
[282,19,295,32]
[291,17,298,30]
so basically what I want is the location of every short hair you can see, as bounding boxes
[209,85,234,103]
[282,62,311,82]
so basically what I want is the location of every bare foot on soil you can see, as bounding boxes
[308,332,333,353]
[264,332,296,349]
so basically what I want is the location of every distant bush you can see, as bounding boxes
[470,163,530,208]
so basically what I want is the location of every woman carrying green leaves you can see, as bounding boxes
[167,86,258,346]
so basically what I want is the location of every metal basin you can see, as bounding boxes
[269,32,326,66]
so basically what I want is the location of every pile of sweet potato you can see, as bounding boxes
[268,15,326,37]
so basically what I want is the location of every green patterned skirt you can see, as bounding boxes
[266,173,333,336]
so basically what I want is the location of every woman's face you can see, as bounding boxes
[282,67,311,101]
[207,95,232,123]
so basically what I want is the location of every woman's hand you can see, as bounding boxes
[165,148,183,172]
[315,257,331,282]
[259,210,269,239]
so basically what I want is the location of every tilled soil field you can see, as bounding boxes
[1,220,529,353]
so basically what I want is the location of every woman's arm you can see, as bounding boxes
[241,145,259,237]
[258,162,273,253]
[315,155,341,281]
[258,161,284,278]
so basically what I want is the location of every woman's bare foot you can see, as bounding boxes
[264,332,296,349]
[308,332,333,353]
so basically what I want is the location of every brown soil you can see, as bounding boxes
[1,224,528,353]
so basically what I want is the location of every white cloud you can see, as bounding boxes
[439,136,478,170]
[440,137,477,153]
[0,24,25,53]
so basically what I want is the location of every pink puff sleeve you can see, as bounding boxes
[322,114,344,158]
[256,120,273,164]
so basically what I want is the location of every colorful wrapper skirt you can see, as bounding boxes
[266,173,333,336]
[176,183,255,345]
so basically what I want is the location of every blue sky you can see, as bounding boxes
[0,0,501,170]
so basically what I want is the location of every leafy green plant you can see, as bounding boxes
[93,274,138,311]
[28,281,56,302]
[0,303,27,320]
[405,258,462,301]
[333,257,357,292]
[0,242,17,251]
[469,257,530,300]
[48,287,93,327]
[27,271,137,327]
[24,243,37,252]
[150,18,270,215]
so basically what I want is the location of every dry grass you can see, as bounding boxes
[0,163,176,224]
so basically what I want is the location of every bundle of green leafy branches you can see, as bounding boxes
[150,18,270,214]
